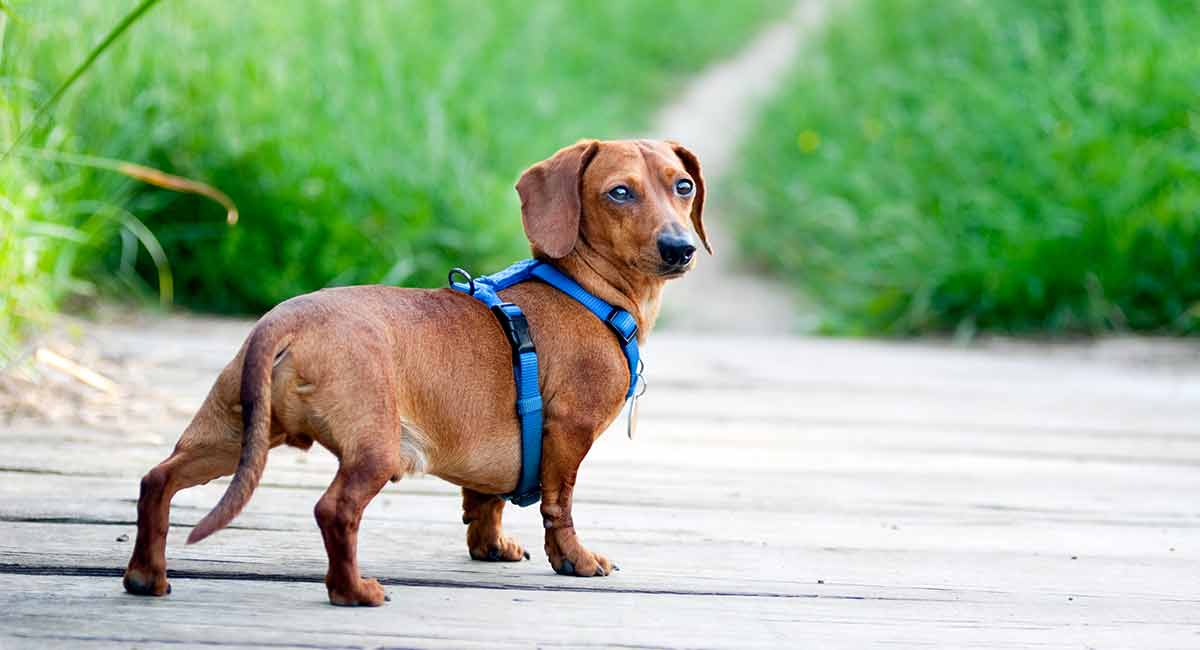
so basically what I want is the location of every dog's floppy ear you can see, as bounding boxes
[516,140,600,259]
[670,142,712,254]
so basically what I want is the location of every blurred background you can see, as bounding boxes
[2,0,1198,354]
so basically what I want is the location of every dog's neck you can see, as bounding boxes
[550,247,665,342]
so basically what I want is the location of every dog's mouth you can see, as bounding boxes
[656,262,693,279]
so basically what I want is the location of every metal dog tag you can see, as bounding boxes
[626,394,640,439]
[626,365,646,439]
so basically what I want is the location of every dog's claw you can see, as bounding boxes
[557,559,576,576]
[523,550,531,560]
[384,593,391,602]
[613,564,620,572]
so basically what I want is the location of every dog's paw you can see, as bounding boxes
[328,577,388,607]
[470,535,529,562]
[546,535,614,577]
[123,567,171,597]
[551,550,613,577]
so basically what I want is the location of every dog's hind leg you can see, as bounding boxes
[314,433,399,607]
[462,488,529,562]
[123,402,241,596]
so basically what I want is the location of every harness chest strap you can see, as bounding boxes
[449,259,640,506]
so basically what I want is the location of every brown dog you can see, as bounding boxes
[122,139,710,606]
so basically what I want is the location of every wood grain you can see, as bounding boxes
[1,314,1198,648]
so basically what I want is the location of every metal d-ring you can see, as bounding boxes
[634,359,647,398]
[448,267,476,295]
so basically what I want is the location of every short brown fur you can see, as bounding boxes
[123,139,709,606]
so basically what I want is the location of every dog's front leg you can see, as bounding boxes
[540,429,614,577]
[462,488,530,562]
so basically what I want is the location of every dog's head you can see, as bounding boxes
[516,139,710,278]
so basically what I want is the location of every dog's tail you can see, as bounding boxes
[187,322,289,544]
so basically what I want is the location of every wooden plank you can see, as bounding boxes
[3,572,1199,650]
[4,312,1200,648]
[2,466,1198,602]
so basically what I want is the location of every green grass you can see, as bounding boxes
[0,144,178,358]
[1,1,171,360]
[0,157,70,357]
[732,0,1200,336]
[7,0,788,315]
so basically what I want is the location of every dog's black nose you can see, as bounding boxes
[657,232,697,268]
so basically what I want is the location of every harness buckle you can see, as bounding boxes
[605,309,637,344]
[491,303,536,357]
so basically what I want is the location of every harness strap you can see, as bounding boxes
[529,263,640,398]
[448,259,640,506]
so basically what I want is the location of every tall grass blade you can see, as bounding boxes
[104,205,173,307]
[0,0,162,164]
[8,146,239,224]
[70,199,173,306]
[117,162,239,225]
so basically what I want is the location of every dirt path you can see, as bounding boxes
[654,0,829,333]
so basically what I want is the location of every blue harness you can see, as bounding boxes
[448,259,640,506]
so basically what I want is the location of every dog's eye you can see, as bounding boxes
[674,178,694,197]
[607,185,633,203]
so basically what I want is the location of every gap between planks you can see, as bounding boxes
[0,563,943,602]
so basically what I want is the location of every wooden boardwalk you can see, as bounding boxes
[1,314,1198,648]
